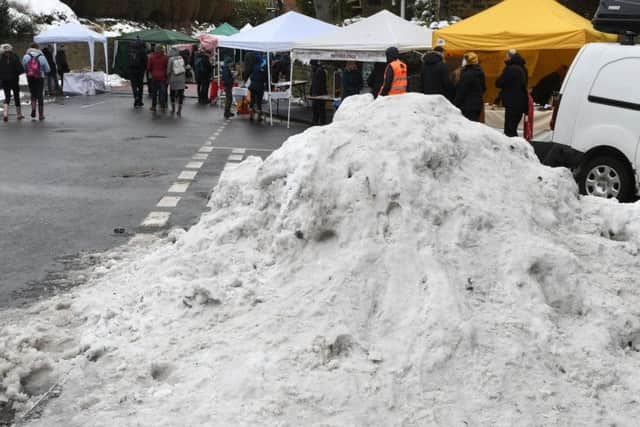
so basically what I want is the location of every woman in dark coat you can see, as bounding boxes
[454,52,486,122]
[0,44,25,121]
[55,45,70,93]
[341,61,363,99]
[496,49,529,137]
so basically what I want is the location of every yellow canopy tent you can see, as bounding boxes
[434,0,616,101]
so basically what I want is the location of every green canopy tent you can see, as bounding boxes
[113,29,198,78]
[209,23,239,37]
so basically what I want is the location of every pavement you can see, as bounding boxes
[0,92,307,309]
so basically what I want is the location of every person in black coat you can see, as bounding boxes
[531,65,568,106]
[421,46,454,101]
[42,45,60,96]
[310,60,328,125]
[496,49,529,137]
[341,61,363,99]
[222,56,235,119]
[0,44,25,121]
[55,45,70,93]
[194,49,213,105]
[128,38,148,108]
[454,52,486,122]
[367,62,386,99]
[249,54,268,122]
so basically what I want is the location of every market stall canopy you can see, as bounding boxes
[197,34,219,50]
[293,9,433,62]
[218,11,338,53]
[433,0,617,101]
[240,23,253,32]
[210,23,239,37]
[117,28,198,45]
[35,22,108,72]
[434,0,615,51]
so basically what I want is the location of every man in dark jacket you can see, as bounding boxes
[496,49,529,137]
[379,47,407,97]
[421,46,454,100]
[222,56,235,119]
[0,44,25,121]
[454,52,486,122]
[42,45,59,96]
[129,38,148,108]
[55,45,70,94]
[249,54,268,122]
[341,61,363,99]
[310,60,328,125]
[531,65,568,106]
[194,48,213,105]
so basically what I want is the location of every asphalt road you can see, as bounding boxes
[0,93,306,308]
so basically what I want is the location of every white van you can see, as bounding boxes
[548,42,640,202]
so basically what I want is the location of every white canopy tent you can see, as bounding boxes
[218,11,338,126]
[293,10,434,62]
[35,22,109,73]
[240,23,253,32]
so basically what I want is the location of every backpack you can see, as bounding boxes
[26,54,41,78]
[129,48,144,69]
[172,57,185,75]
[195,55,206,75]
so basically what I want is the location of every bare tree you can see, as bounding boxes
[313,0,333,22]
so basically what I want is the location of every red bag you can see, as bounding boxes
[209,80,219,102]
[524,93,534,141]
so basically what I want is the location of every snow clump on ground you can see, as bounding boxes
[2,93,640,426]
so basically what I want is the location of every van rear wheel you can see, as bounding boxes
[577,155,634,202]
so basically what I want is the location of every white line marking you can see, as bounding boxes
[157,196,181,208]
[192,153,208,160]
[178,170,198,180]
[199,146,214,153]
[204,141,213,146]
[223,163,240,173]
[211,146,274,153]
[168,182,190,193]
[80,101,108,109]
[228,154,244,162]
[232,148,246,154]
[186,161,204,169]
[141,212,171,228]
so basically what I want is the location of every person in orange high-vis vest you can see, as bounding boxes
[379,47,407,96]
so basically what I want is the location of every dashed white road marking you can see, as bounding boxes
[223,163,240,173]
[211,146,274,153]
[80,101,108,109]
[168,182,190,193]
[186,161,204,169]
[232,148,246,154]
[199,146,214,153]
[157,196,181,208]
[141,212,171,228]
[228,154,244,162]
[192,153,208,160]
[178,170,198,180]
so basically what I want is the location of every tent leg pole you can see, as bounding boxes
[288,51,295,129]
[267,54,273,126]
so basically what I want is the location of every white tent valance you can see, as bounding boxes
[293,10,434,62]
[35,22,109,73]
[218,11,338,53]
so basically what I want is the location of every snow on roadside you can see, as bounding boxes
[8,0,75,19]
[2,94,640,426]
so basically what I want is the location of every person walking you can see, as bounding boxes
[128,38,147,108]
[222,56,235,119]
[421,46,454,100]
[55,45,70,94]
[496,49,529,137]
[341,61,363,100]
[147,44,169,113]
[167,47,186,117]
[379,47,408,97]
[310,60,328,125]
[194,48,213,105]
[248,54,268,122]
[22,43,50,121]
[0,44,24,122]
[454,52,486,122]
[42,45,59,96]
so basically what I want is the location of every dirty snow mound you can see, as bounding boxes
[2,94,640,426]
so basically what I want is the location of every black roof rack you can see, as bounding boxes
[593,0,640,44]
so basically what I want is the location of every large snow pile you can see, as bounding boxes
[8,0,75,18]
[2,94,640,426]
